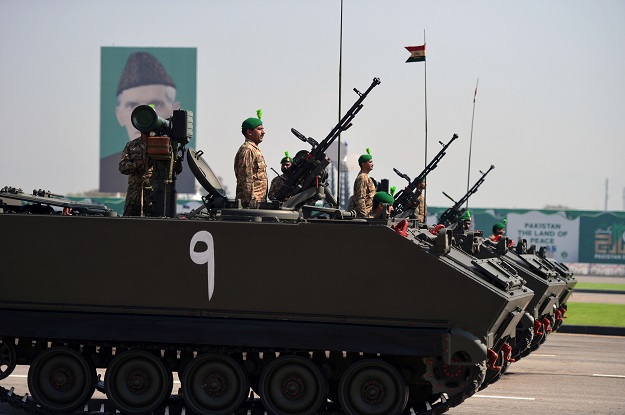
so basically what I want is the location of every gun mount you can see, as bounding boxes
[392,133,459,218]
[437,164,495,229]
[274,77,381,208]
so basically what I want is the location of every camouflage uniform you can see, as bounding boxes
[119,137,153,216]
[416,193,427,223]
[351,171,376,218]
[234,140,267,208]
[268,174,287,201]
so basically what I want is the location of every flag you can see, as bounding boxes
[405,44,426,63]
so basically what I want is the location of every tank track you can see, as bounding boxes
[0,380,483,415]
[0,336,486,415]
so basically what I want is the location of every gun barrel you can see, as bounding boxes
[274,77,381,204]
[392,133,459,215]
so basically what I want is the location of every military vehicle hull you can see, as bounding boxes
[0,213,534,415]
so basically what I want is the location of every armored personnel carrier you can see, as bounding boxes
[0,175,536,415]
[453,233,567,358]
[0,82,541,415]
[0,192,533,415]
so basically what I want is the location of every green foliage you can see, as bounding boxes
[564,303,625,327]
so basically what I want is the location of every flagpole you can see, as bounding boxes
[423,29,428,210]
[423,30,428,169]
[466,77,479,209]
[336,0,344,207]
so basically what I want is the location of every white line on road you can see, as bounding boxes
[474,395,535,400]
[531,354,556,357]
[593,374,625,378]
[8,375,26,378]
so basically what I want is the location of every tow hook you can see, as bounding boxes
[542,317,552,333]
[534,319,543,336]
[502,343,515,363]
[487,348,501,370]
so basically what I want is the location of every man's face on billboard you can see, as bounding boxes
[116,84,180,140]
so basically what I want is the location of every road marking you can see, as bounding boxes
[474,395,535,400]
[593,374,625,378]
[532,354,556,357]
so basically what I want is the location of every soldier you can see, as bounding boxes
[234,110,268,208]
[119,131,153,216]
[490,220,507,241]
[371,189,395,219]
[415,176,427,223]
[268,151,293,201]
[458,210,472,232]
[349,148,376,218]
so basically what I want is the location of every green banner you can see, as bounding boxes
[579,213,625,264]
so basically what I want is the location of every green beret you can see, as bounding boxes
[358,148,372,164]
[280,151,292,164]
[373,191,394,205]
[242,109,263,131]
[242,118,262,131]
[117,52,175,96]
[459,210,471,222]
[492,219,507,232]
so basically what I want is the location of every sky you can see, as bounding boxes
[1,0,624,211]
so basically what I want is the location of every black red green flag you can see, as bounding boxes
[405,44,426,63]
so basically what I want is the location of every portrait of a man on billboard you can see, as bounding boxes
[99,47,197,194]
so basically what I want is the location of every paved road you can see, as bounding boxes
[447,333,625,415]
[2,333,624,415]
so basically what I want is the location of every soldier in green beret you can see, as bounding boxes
[370,188,395,219]
[458,210,472,232]
[348,148,376,218]
[234,110,268,208]
[268,151,293,201]
[490,219,507,241]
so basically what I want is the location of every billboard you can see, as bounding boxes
[579,213,625,263]
[99,47,197,193]
[507,211,580,262]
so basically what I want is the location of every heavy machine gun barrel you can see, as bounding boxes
[274,77,381,203]
[437,164,495,228]
[391,133,459,216]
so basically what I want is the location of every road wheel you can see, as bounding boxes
[181,353,249,415]
[104,349,172,415]
[0,339,17,380]
[338,359,408,415]
[28,347,96,412]
[259,355,328,415]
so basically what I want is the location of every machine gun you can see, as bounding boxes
[391,133,459,218]
[274,77,381,208]
[131,105,193,218]
[437,164,495,228]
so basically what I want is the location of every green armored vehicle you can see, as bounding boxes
[0,83,536,415]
